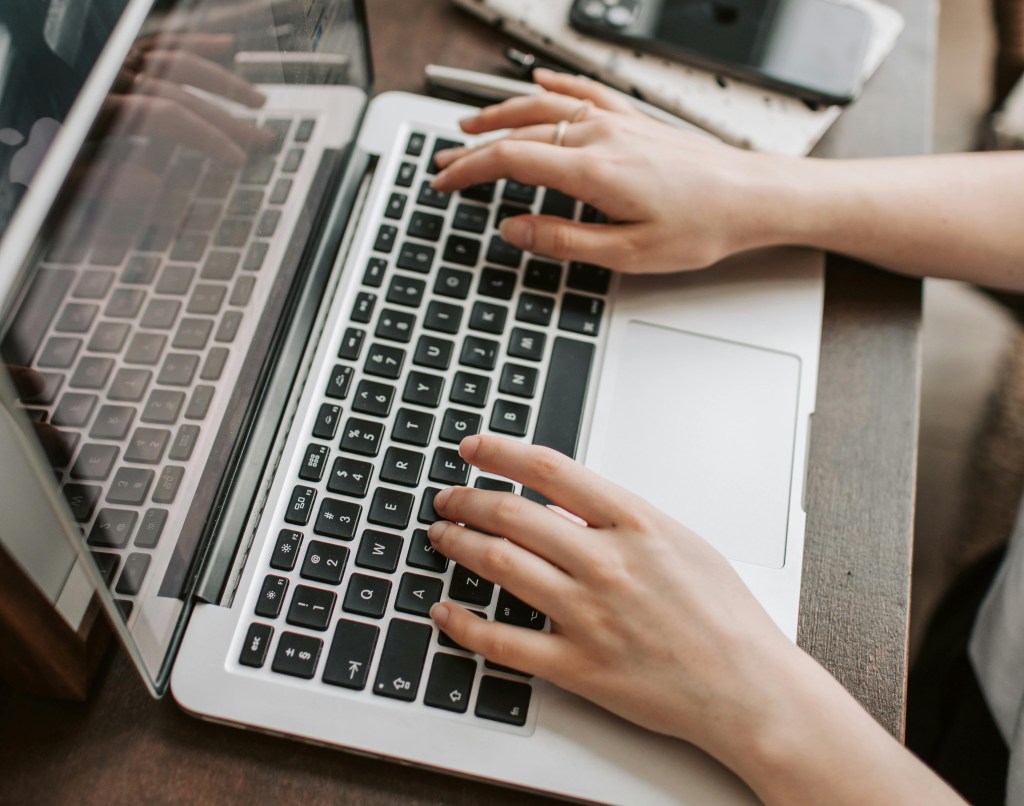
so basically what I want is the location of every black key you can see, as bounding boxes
[124,427,170,464]
[360,258,386,290]
[380,447,425,487]
[115,553,151,596]
[72,443,119,480]
[142,389,185,424]
[339,327,366,359]
[395,161,416,187]
[322,619,379,690]
[372,618,432,701]
[63,483,101,522]
[71,356,115,389]
[407,211,444,242]
[393,408,434,446]
[495,203,529,227]
[428,137,463,173]
[1,267,72,366]
[351,291,376,323]
[439,408,482,444]
[476,676,532,726]
[450,371,490,408]
[581,204,607,224]
[285,485,317,525]
[271,632,322,679]
[384,192,407,220]
[355,529,404,572]
[314,497,362,541]
[476,477,515,492]
[106,288,146,318]
[156,265,195,295]
[230,275,254,307]
[215,310,242,343]
[135,508,167,548]
[486,236,522,268]
[56,303,98,333]
[423,301,463,335]
[352,379,396,418]
[325,364,354,399]
[407,528,448,572]
[418,182,451,210]
[386,274,426,308]
[567,262,612,295]
[449,564,494,606]
[73,269,114,300]
[503,180,537,205]
[299,443,330,481]
[508,327,546,361]
[397,242,436,274]
[173,318,213,350]
[495,588,546,630]
[313,403,342,440]
[406,131,426,156]
[402,371,444,407]
[157,353,200,386]
[86,508,137,547]
[452,203,488,234]
[38,336,81,368]
[499,363,539,399]
[559,293,605,336]
[88,321,130,353]
[239,623,274,668]
[395,572,443,618]
[374,224,398,253]
[90,405,134,440]
[437,610,486,650]
[255,574,288,618]
[271,529,303,571]
[287,585,337,631]
[367,487,414,529]
[21,372,62,406]
[417,487,442,525]
[490,399,531,437]
[540,188,577,219]
[169,232,210,263]
[443,234,479,266]
[343,573,391,619]
[523,259,562,293]
[295,118,315,143]
[201,251,239,281]
[478,268,517,301]
[363,343,405,380]
[240,155,275,185]
[152,465,184,504]
[243,241,268,271]
[429,447,470,486]
[106,467,154,505]
[459,336,499,371]
[215,218,252,248]
[413,335,454,370]
[169,424,200,461]
[524,337,595,503]
[516,293,555,326]
[434,267,472,299]
[52,392,97,427]
[327,456,373,498]
[140,299,180,330]
[229,188,263,216]
[461,182,496,203]
[125,332,167,365]
[375,308,416,343]
[424,653,476,713]
[469,301,507,334]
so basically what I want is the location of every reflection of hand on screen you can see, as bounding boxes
[6,366,74,468]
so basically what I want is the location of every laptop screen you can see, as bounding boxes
[0,0,370,694]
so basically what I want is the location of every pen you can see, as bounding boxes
[423,64,717,139]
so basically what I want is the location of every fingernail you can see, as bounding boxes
[431,168,449,189]
[433,486,453,510]
[430,602,450,627]
[433,147,462,167]
[428,520,451,542]
[500,218,534,250]
[533,67,555,80]
[459,435,481,461]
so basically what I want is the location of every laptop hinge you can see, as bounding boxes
[196,150,378,606]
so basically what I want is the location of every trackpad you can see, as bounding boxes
[590,322,801,568]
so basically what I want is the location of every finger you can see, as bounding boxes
[434,123,587,171]
[499,214,640,270]
[6,366,45,399]
[143,50,266,108]
[459,92,605,135]
[136,33,235,59]
[459,435,640,528]
[105,95,246,163]
[427,520,575,618]
[431,487,587,575]
[430,601,567,680]
[531,68,641,117]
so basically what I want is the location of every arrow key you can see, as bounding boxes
[424,652,476,714]
[323,619,379,691]
[395,572,443,618]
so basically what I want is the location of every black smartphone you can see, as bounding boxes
[569,0,873,106]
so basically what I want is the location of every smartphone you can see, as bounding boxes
[569,0,873,106]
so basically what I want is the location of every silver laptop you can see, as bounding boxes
[0,1,822,802]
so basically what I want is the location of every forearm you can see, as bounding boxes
[758,153,1024,290]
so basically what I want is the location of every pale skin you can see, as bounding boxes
[419,68,1023,803]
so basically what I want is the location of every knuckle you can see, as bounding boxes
[493,493,523,525]
[529,447,567,484]
[481,632,513,664]
[491,140,518,167]
[480,539,516,578]
[542,224,576,259]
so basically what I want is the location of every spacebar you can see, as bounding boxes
[522,336,595,505]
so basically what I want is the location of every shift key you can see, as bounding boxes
[372,618,431,701]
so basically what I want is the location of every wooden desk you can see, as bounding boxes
[0,0,931,801]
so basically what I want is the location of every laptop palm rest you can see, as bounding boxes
[589,321,801,569]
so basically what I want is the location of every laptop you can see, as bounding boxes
[0,0,823,802]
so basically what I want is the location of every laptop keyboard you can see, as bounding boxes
[11,114,319,615]
[239,129,611,730]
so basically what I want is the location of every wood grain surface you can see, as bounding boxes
[0,0,931,801]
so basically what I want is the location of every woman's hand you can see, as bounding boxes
[431,69,797,273]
